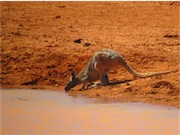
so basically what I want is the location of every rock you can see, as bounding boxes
[164,34,179,38]
[21,79,38,85]
[58,5,65,8]
[152,81,173,89]
[83,42,91,47]
[55,15,61,19]
[74,38,83,43]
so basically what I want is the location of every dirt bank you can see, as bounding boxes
[1,2,180,107]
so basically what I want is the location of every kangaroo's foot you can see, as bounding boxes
[87,82,101,89]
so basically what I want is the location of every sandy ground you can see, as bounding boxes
[1,2,180,107]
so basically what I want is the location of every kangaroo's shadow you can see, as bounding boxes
[108,80,132,85]
[108,79,132,86]
[83,79,133,90]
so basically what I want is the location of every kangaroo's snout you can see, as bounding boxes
[65,86,70,92]
[64,81,73,92]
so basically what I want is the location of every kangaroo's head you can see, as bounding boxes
[65,70,79,92]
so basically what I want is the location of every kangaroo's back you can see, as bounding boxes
[92,49,125,74]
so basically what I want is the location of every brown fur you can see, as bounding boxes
[65,49,178,92]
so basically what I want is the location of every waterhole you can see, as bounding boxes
[1,89,179,135]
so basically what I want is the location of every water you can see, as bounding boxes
[1,89,180,135]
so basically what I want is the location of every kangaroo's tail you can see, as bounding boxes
[120,59,178,78]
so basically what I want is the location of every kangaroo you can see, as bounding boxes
[65,49,178,92]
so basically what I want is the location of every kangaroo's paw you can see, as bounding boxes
[79,87,86,91]
[79,86,89,91]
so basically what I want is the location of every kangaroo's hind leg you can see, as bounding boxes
[94,62,109,86]
[105,74,109,85]
[100,74,109,86]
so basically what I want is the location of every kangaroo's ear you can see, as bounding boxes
[71,70,77,78]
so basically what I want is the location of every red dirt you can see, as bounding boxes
[1,2,180,107]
